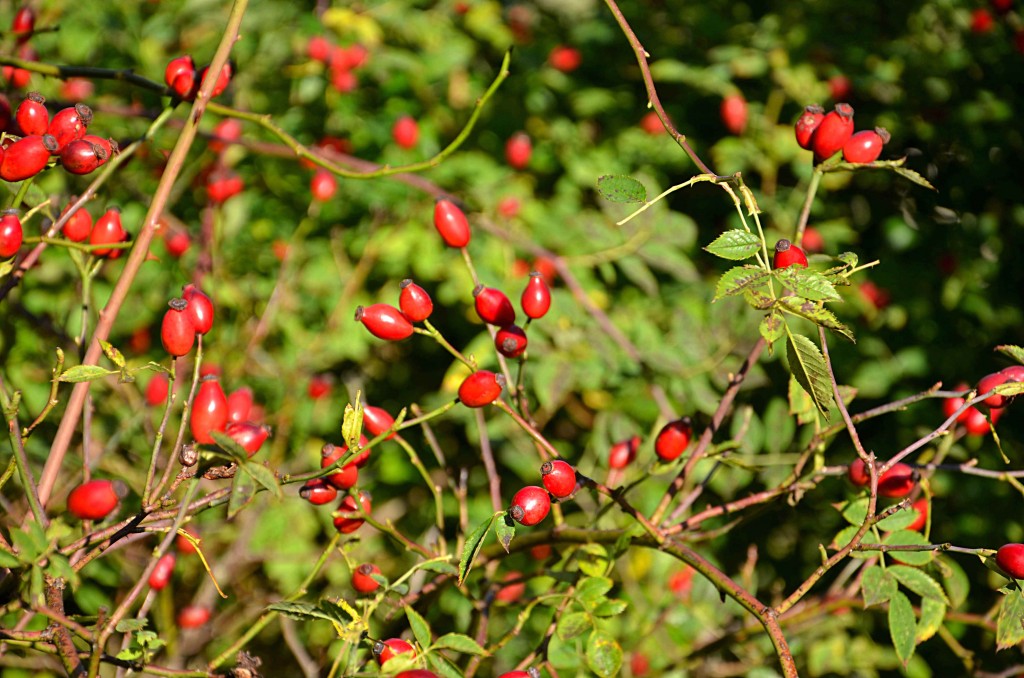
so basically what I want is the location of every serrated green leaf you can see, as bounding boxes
[592,598,628,617]
[889,590,917,667]
[704,229,761,261]
[888,565,949,604]
[266,601,326,621]
[58,365,117,383]
[458,513,496,585]
[240,460,282,499]
[916,597,946,643]
[115,619,148,633]
[891,165,936,191]
[994,345,1024,365]
[786,332,834,419]
[837,252,859,268]
[576,576,614,605]
[787,373,817,423]
[881,530,935,566]
[935,556,970,609]
[876,504,921,533]
[495,514,515,553]
[425,651,464,678]
[317,599,359,627]
[996,589,1024,650]
[585,629,623,678]
[597,174,647,203]
[413,558,458,576]
[840,497,870,526]
[759,310,786,345]
[100,340,126,368]
[227,463,256,519]
[774,268,841,302]
[714,265,770,301]
[432,633,486,655]
[862,565,897,607]
[210,430,250,463]
[406,605,432,649]
[116,647,143,661]
[557,611,591,640]
[778,296,854,342]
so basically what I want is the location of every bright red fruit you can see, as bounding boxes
[225,421,269,457]
[16,92,48,136]
[1000,364,1024,383]
[772,239,808,269]
[182,284,214,335]
[352,563,382,594]
[977,371,1010,409]
[149,553,176,590]
[207,169,244,203]
[495,324,528,358]
[160,298,196,357]
[964,405,996,436]
[654,417,692,462]
[392,115,419,149]
[190,376,229,444]
[321,443,359,489]
[541,460,576,498]
[355,303,415,340]
[226,387,253,424]
[608,435,640,469]
[198,62,232,97]
[60,139,104,175]
[811,103,855,161]
[308,36,333,63]
[942,383,971,423]
[842,128,890,164]
[530,544,553,560]
[905,498,929,532]
[801,226,825,253]
[495,571,525,602]
[829,75,852,101]
[505,132,532,170]
[333,491,371,534]
[847,458,870,486]
[878,463,916,498]
[521,271,551,320]
[794,104,825,150]
[145,373,170,406]
[458,370,505,407]
[0,134,57,181]
[0,210,23,258]
[433,199,471,248]
[548,45,582,72]
[307,374,333,400]
[299,478,338,505]
[47,104,92,151]
[374,638,416,666]
[89,207,127,258]
[176,525,199,554]
[630,653,651,677]
[209,118,242,154]
[510,485,551,526]
[971,8,995,33]
[3,44,34,89]
[399,279,433,322]
[61,78,94,102]
[996,543,1024,579]
[12,6,34,40]
[395,671,439,678]
[498,672,532,678]
[61,200,92,242]
[640,111,665,135]
[176,606,211,629]
[165,55,196,91]
[720,94,748,135]
[474,285,516,326]
[362,405,397,440]
[310,169,337,202]
[497,196,521,218]
[67,479,125,520]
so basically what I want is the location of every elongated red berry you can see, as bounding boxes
[60,140,104,175]
[843,128,890,164]
[392,116,418,149]
[89,206,127,258]
[12,6,34,41]
[794,104,825,150]
[655,417,692,462]
[355,303,415,340]
[521,271,551,319]
[311,169,337,202]
[510,485,551,526]
[61,199,92,242]
[67,479,125,520]
[352,563,382,594]
[458,370,505,407]
[16,92,48,136]
[505,132,532,169]
[608,435,641,469]
[374,638,416,666]
[149,553,176,590]
[47,104,92,151]
[198,62,232,97]
[977,371,1010,409]
[321,443,359,489]
[161,298,196,357]
[474,285,516,326]
[720,94,748,135]
[226,387,253,424]
[398,279,433,322]
[176,606,210,629]
[433,199,471,248]
[811,103,854,161]
[362,405,396,440]
[996,543,1024,579]
[145,373,170,406]
[182,284,214,335]
[541,460,576,498]
[190,376,229,444]
[209,118,242,154]
[495,324,528,358]
[81,135,115,163]
[225,421,269,457]
[0,210,23,258]
[299,478,338,505]
[333,491,371,534]
[772,239,808,269]
[0,134,57,181]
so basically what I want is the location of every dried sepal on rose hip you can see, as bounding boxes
[772,239,808,269]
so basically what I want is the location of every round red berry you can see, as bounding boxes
[206,169,244,203]
[399,279,433,322]
[299,478,338,505]
[61,199,93,242]
[1000,365,1024,383]
[433,198,471,248]
[878,463,916,498]
[374,638,416,666]
[89,207,127,258]
[148,553,176,590]
[905,498,929,532]
[198,62,232,98]
[0,134,58,182]
[811,103,855,161]
[495,571,525,603]
[654,417,692,462]
[165,55,196,90]
[333,491,371,534]
[505,132,532,170]
[176,605,211,629]
[996,543,1024,579]
[474,285,516,326]
[321,443,359,490]
[842,128,890,164]
[510,485,551,526]
[60,139,104,175]
[847,458,870,487]
[541,459,576,498]
[772,239,808,269]
[392,116,419,149]
[458,370,505,407]
[942,383,971,423]
[495,324,528,359]
[352,563,382,594]
[67,479,125,520]
[12,6,34,39]
[971,8,995,33]
[47,104,92,152]
[160,298,196,357]
[720,94,748,135]
[311,169,337,202]
[356,303,415,340]
[521,271,551,320]
[307,374,333,400]
[977,371,1010,409]
[145,373,170,406]
[15,92,48,136]
[794,104,825,150]
[0,210,23,259]
[608,435,640,469]
[190,376,229,444]
[225,421,269,457]
[548,45,581,72]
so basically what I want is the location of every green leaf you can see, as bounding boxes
[115,619,148,633]
[413,558,458,576]
[837,252,859,269]
[888,565,949,605]
[0,549,22,567]
[861,565,897,607]
[787,373,818,424]
[406,605,432,649]
[935,556,970,609]
[576,576,614,606]
[592,598,628,617]
[840,497,869,526]
[786,332,835,419]
[703,229,761,261]
[889,590,917,667]
[316,599,358,626]
[778,296,855,342]
[425,652,464,678]
[881,530,935,566]
[759,310,786,345]
[891,165,936,191]
[557,611,591,640]
[227,463,256,519]
[457,513,496,585]
[58,365,118,383]
[585,629,623,678]
[714,265,770,301]
[432,633,486,656]
[916,597,946,643]
[267,601,331,622]
[100,340,126,369]
[210,430,250,463]
[240,460,282,499]
[597,174,646,204]
[876,504,921,533]
[774,268,842,302]
[577,543,612,577]
[994,345,1024,365]
[996,589,1024,650]
[495,514,515,553]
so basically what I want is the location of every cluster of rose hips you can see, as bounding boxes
[306,35,368,94]
[943,364,1024,436]
[794,103,889,165]
[606,417,694,471]
[163,55,232,101]
[59,202,129,257]
[507,459,577,527]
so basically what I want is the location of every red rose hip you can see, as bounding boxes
[541,460,576,498]
[67,479,125,520]
[794,104,825,150]
[182,284,215,335]
[333,491,371,534]
[811,103,854,161]
[996,543,1024,579]
[352,563,382,594]
[0,134,58,181]
[720,94,748,135]
[190,376,229,444]
[398,279,433,322]
[505,132,532,169]
[608,435,640,469]
[356,303,414,340]
[510,485,551,526]
[521,271,551,319]
[842,128,890,164]
[654,417,692,462]
[495,324,528,358]
[299,478,338,505]
[458,370,505,407]
[160,298,196,357]
[772,239,808,269]
[433,198,471,248]
[15,92,48,136]
[0,210,23,258]
[474,285,516,326]
[148,553,177,590]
